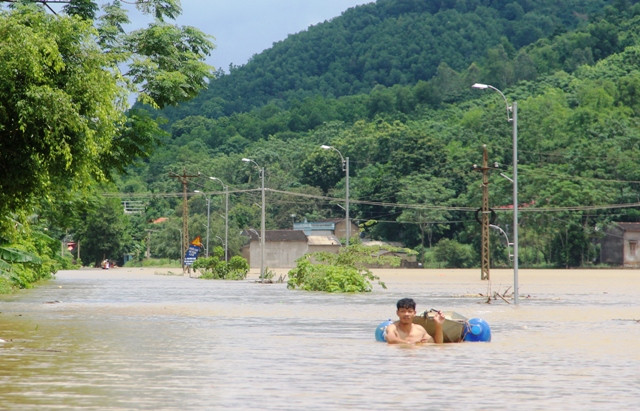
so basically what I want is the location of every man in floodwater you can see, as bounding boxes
[385,298,445,344]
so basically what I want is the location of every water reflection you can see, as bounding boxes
[0,268,638,410]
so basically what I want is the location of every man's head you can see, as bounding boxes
[396,298,417,324]
[396,298,416,310]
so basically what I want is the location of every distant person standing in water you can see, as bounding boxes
[385,298,444,344]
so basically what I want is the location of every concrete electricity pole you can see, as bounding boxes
[472,145,499,280]
[170,169,200,272]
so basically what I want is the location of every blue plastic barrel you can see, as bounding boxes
[375,319,393,342]
[463,318,491,342]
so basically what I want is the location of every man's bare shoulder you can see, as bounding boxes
[413,323,427,332]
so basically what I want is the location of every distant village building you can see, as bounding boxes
[240,226,418,269]
[293,219,359,240]
[241,230,341,269]
[600,222,640,268]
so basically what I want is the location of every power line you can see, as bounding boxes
[102,188,640,213]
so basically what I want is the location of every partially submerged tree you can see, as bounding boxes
[286,244,415,292]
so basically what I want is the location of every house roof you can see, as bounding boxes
[617,222,640,232]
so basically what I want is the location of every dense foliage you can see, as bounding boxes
[0,0,213,290]
[162,0,628,120]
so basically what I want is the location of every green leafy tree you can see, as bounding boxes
[433,239,477,268]
[63,0,98,20]
[0,1,213,285]
[0,5,125,219]
[73,197,131,266]
[397,176,454,248]
[0,1,213,219]
[300,149,345,193]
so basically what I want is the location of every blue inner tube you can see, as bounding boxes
[375,319,393,342]
[375,317,491,343]
[463,318,492,342]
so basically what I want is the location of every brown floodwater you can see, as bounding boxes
[0,268,638,410]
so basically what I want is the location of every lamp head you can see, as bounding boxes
[320,145,331,150]
[472,83,489,89]
[241,158,251,162]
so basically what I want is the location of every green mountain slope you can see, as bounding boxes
[161,0,621,121]
[113,0,640,268]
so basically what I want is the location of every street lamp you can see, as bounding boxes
[490,224,513,262]
[321,145,350,247]
[209,177,229,262]
[242,158,266,278]
[193,190,211,257]
[472,83,519,304]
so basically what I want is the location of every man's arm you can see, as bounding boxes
[433,311,445,344]
[419,332,434,344]
[384,323,405,344]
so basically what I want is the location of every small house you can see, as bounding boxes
[241,229,341,268]
[600,222,640,267]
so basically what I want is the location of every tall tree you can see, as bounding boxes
[0,1,213,287]
[74,197,132,266]
[397,176,454,247]
[0,1,213,220]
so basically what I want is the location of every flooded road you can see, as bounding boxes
[1,268,639,410]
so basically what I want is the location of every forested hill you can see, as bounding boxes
[110,0,640,269]
[161,0,621,121]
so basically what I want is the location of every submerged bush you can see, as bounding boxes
[287,245,396,292]
[192,247,249,280]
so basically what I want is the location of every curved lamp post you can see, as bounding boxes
[490,224,513,262]
[242,158,265,278]
[209,177,229,262]
[321,145,350,247]
[472,83,519,304]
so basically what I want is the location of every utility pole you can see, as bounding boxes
[145,229,159,259]
[473,145,499,280]
[170,169,200,272]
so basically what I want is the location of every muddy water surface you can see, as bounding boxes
[1,268,638,410]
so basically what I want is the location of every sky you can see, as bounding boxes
[4,1,373,70]
[158,0,374,71]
